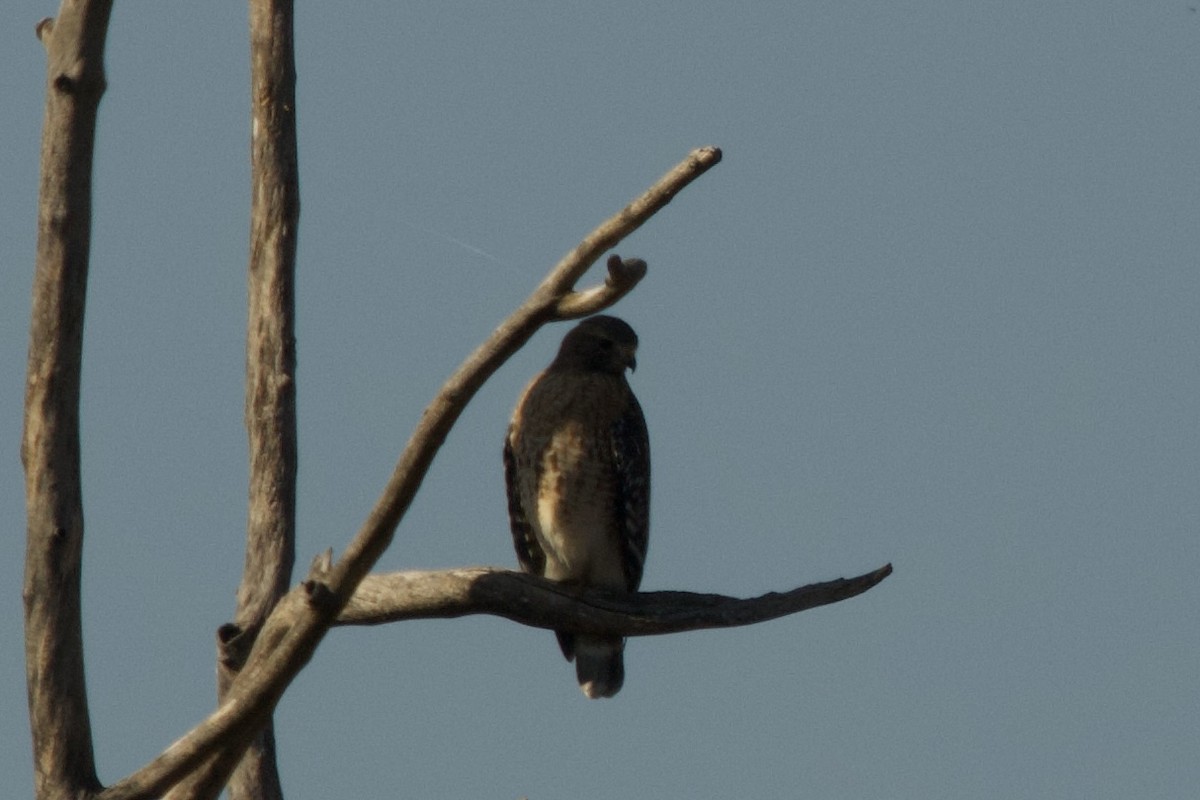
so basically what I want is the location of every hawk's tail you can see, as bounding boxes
[558,632,625,699]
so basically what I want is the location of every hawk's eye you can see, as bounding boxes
[598,339,614,350]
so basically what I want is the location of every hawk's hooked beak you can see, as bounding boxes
[625,348,638,372]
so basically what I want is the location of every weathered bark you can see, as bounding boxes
[333,564,894,633]
[23,4,113,800]
[206,1,301,798]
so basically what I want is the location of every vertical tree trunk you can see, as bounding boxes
[223,1,300,798]
[23,4,114,799]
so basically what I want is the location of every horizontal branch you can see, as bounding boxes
[330,563,893,635]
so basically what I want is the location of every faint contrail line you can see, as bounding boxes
[398,219,517,272]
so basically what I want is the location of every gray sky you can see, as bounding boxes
[3,3,1198,798]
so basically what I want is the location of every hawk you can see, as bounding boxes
[504,315,650,698]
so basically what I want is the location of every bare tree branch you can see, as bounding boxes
[554,254,648,319]
[332,564,894,633]
[101,149,723,800]
[20,5,862,798]
[101,594,319,800]
[192,0,301,798]
[544,147,721,315]
[329,145,723,599]
[23,4,114,800]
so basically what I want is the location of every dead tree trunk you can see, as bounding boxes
[21,4,887,799]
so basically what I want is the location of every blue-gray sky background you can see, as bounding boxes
[3,3,1197,798]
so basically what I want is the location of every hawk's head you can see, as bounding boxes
[553,315,639,375]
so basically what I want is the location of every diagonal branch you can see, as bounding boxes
[329,145,723,598]
[100,147,722,800]
[332,564,894,634]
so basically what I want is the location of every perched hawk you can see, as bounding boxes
[504,315,650,698]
